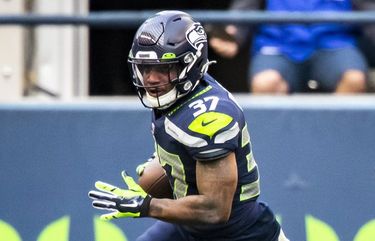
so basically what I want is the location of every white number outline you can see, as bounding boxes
[188,96,219,117]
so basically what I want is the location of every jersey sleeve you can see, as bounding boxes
[169,97,244,162]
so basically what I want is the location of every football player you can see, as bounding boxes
[89,10,289,241]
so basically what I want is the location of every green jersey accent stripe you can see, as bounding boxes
[240,177,260,201]
[157,144,188,199]
[246,152,257,172]
[241,123,250,148]
[190,85,212,100]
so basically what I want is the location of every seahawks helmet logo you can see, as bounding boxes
[186,23,207,50]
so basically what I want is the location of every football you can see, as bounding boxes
[138,156,174,199]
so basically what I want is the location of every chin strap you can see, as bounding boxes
[145,87,178,109]
[201,60,217,75]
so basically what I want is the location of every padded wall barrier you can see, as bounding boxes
[1,97,375,241]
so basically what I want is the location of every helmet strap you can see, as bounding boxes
[201,60,217,75]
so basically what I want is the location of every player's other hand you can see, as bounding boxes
[136,152,157,176]
[88,171,152,220]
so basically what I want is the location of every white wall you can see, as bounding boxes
[33,0,88,99]
[0,0,25,101]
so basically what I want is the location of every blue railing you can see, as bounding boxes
[0,10,375,27]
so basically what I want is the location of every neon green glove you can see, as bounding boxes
[88,171,152,220]
[136,152,157,176]
[136,162,149,176]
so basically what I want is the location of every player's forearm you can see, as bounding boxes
[148,154,237,224]
[148,195,230,225]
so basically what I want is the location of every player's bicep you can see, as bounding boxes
[196,152,237,216]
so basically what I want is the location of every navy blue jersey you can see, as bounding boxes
[151,74,279,240]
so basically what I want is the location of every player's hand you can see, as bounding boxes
[88,171,152,220]
[136,152,157,176]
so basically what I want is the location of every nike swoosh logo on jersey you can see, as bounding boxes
[201,118,217,126]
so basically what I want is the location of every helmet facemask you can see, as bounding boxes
[129,58,191,109]
[128,10,210,109]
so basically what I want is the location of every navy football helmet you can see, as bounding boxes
[128,10,211,109]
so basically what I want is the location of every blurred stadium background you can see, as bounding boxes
[1,0,375,99]
[1,1,375,241]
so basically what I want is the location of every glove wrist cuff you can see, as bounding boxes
[140,195,152,217]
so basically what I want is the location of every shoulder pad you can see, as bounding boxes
[188,111,233,138]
